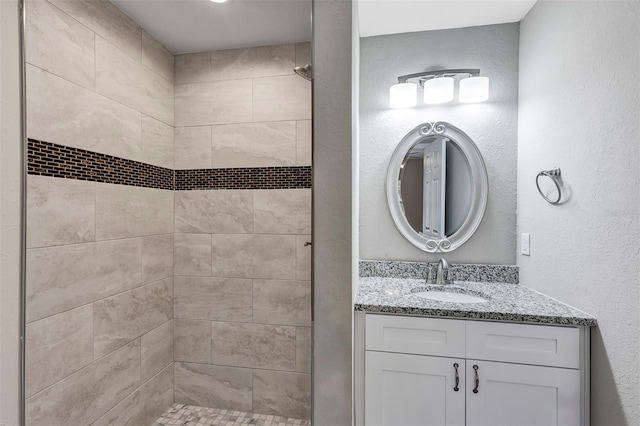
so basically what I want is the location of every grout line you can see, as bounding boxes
[175,360,309,376]
[251,279,255,324]
[27,274,174,326]
[174,118,306,130]
[26,337,143,402]
[174,317,309,331]
[27,231,171,251]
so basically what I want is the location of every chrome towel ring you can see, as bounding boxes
[536,167,562,204]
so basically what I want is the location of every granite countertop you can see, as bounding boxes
[355,277,597,327]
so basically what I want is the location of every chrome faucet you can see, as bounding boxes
[436,258,450,284]
[426,258,453,284]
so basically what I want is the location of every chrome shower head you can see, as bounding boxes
[294,64,312,81]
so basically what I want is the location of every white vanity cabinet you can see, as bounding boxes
[365,352,466,425]
[356,313,590,426]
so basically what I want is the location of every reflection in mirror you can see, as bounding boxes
[399,136,472,238]
[387,122,488,253]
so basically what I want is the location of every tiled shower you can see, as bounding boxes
[23,0,312,424]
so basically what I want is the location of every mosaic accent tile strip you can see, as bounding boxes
[175,167,312,190]
[359,260,519,284]
[28,139,174,189]
[154,404,311,426]
[27,139,312,190]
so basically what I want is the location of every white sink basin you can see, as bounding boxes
[410,286,488,304]
[412,291,487,303]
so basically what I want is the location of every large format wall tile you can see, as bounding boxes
[49,0,142,60]
[176,44,296,85]
[210,322,296,371]
[296,120,312,166]
[141,320,173,383]
[174,276,252,322]
[25,339,141,426]
[27,175,95,248]
[253,370,311,419]
[93,364,173,426]
[254,189,311,234]
[174,233,212,276]
[142,115,174,169]
[175,52,211,85]
[174,362,252,411]
[253,75,311,122]
[175,190,253,234]
[25,0,95,90]
[27,65,143,161]
[174,126,212,169]
[174,319,211,363]
[95,183,173,240]
[175,79,252,126]
[210,234,296,279]
[296,235,312,280]
[249,44,296,78]
[142,31,174,83]
[94,278,173,358]
[252,280,311,327]
[26,238,142,322]
[209,48,254,81]
[296,327,312,373]
[210,122,297,168]
[142,234,174,285]
[96,36,173,125]
[210,44,295,81]
[25,305,94,398]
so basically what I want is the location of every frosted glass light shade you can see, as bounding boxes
[389,83,418,108]
[423,77,454,104]
[459,76,489,103]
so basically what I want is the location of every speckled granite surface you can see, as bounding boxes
[359,260,519,284]
[355,277,597,326]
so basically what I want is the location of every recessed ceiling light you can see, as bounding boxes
[210,0,231,3]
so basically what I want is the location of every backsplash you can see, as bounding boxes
[359,260,519,284]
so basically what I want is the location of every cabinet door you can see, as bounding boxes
[466,360,580,426]
[365,351,465,426]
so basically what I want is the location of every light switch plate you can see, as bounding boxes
[521,233,530,256]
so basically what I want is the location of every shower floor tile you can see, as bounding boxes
[154,403,311,426]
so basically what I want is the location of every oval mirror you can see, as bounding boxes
[386,122,488,252]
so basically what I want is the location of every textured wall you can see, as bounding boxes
[24,1,175,424]
[313,0,354,424]
[517,1,640,424]
[0,0,23,424]
[359,24,519,264]
[172,44,312,420]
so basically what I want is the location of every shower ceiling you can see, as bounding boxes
[110,0,312,53]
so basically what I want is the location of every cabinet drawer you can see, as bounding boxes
[466,321,580,369]
[366,314,465,357]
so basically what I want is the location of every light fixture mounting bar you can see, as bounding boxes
[397,69,480,83]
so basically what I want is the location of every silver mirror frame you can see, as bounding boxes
[386,122,488,253]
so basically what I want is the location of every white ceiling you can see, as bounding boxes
[358,0,537,38]
[111,0,535,54]
[111,0,312,54]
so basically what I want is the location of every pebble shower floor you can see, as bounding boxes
[154,404,312,426]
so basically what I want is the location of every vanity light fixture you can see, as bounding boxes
[459,75,490,103]
[423,76,454,104]
[210,0,232,4]
[389,69,489,108]
[389,82,418,108]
